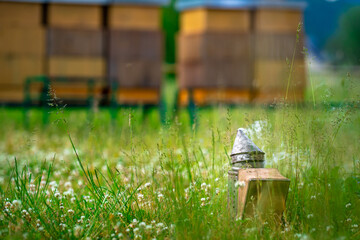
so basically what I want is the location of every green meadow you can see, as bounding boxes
[0,69,359,239]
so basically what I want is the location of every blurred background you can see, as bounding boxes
[0,0,359,115]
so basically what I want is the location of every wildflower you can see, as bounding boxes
[156,223,164,229]
[346,203,351,208]
[126,228,130,232]
[134,228,140,234]
[12,200,21,209]
[144,182,151,188]
[64,181,72,189]
[215,188,220,195]
[307,214,313,219]
[157,193,164,201]
[54,192,61,199]
[235,181,245,188]
[310,195,316,200]
[326,225,332,231]
[68,209,74,215]
[215,178,219,182]
[118,233,123,238]
[137,193,144,201]
[346,218,352,223]
[139,222,146,228]
[201,183,207,190]
[352,224,358,228]
[117,212,123,218]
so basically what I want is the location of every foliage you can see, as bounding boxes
[326,6,360,65]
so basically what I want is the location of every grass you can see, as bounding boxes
[0,69,359,239]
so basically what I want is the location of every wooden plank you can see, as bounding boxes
[48,4,102,29]
[254,59,306,90]
[109,30,163,60]
[178,32,252,63]
[0,83,43,103]
[0,27,45,56]
[47,28,104,57]
[0,56,44,85]
[116,88,160,105]
[255,9,302,33]
[48,57,105,78]
[181,8,250,34]
[0,2,41,27]
[108,6,160,30]
[178,88,251,106]
[49,81,104,99]
[109,60,162,88]
[178,60,253,88]
[253,89,305,103]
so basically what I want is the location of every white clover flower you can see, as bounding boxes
[346,203,351,208]
[326,225,333,231]
[346,218,352,222]
[201,183,207,189]
[74,225,82,238]
[156,223,164,228]
[12,200,21,209]
[146,225,152,231]
[54,192,61,199]
[68,209,74,215]
[144,182,151,188]
[352,224,358,228]
[215,188,220,195]
[157,194,164,201]
[235,181,245,188]
[139,222,146,228]
[200,198,206,202]
[215,178,219,182]
[307,214,313,219]
[133,228,139,234]
[310,195,316,200]
[133,219,138,224]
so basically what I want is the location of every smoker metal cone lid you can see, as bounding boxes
[230,128,265,157]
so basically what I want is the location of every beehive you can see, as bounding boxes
[253,1,307,103]
[108,0,166,105]
[177,1,253,106]
[0,1,45,104]
[46,1,106,101]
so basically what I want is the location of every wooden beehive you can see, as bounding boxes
[46,2,106,102]
[253,6,307,103]
[177,2,253,106]
[0,1,45,104]
[108,1,164,105]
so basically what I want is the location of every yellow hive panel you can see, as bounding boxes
[0,2,41,27]
[181,8,250,34]
[108,6,160,30]
[49,57,105,78]
[48,4,102,29]
[0,27,45,56]
[0,56,44,85]
[255,9,302,33]
[254,59,306,90]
